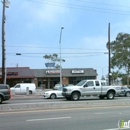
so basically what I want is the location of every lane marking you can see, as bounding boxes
[26,116,71,122]
[103,127,130,130]
[95,112,122,115]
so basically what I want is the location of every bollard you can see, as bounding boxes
[11,89,15,96]
[26,87,29,95]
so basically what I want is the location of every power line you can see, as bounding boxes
[75,0,130,9]
[6,45,107,50]
[6,52,106,55]
[26,0,130,15]
[7,53,105,58]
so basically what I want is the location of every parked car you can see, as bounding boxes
[119,86,130,97]
[0,84,11,104]
[43,87,64,99]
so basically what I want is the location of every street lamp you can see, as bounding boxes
[59,26,64,86]
[1,0,10,84]
[97,66,108,79]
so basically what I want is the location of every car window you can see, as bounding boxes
[0,85,7,89]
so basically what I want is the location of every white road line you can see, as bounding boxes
[26,116,71,122]
[95,112,122,115]
[103,127,130,130]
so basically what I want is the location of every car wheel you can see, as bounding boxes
[50,94,56,99]
[126,92,130,97]
[107,91,114,99]
[0,96,3,104]
[71,92,80,101]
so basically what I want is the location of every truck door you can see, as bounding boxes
[82,81,95,96]
[94,80,102,95]
[14,85,21,94]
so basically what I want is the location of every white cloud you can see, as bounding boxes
[21,0,69,24]
[81,36,108,50]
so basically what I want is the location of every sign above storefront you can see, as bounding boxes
[72,70,84,74]
[7,72,18,76]
[0,72,18,76]
[46,70,60,75]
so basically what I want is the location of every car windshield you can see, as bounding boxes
[53,87,63,90]
[76,80,86,86]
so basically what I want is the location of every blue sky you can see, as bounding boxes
[1,0,130,79]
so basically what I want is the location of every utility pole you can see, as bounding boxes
[108,23,111,85]
[1,0,10,84]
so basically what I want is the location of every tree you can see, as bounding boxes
[110,33,130,86]
[111,71,119,85]
[43,53,65,69]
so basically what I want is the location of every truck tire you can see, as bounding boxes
[0,96,3,104]
[126,92,130,97]
[107,91,114,99]
[29,90,32,94]
[99,95,105,99]
[71,92,80,101]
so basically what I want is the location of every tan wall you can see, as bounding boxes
[62,77,68,85]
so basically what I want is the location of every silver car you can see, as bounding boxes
[119,86,130,97]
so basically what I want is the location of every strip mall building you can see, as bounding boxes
[0,67,97,89]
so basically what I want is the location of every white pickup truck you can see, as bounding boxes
[62,79,121,101]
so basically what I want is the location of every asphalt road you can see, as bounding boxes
[0,105,130,130]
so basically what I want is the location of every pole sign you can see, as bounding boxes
[45,63,55,68]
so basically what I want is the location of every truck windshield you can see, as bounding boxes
[76,80,86,86]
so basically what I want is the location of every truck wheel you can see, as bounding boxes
[50,94,56,99]
[71,92,80,101]
[99,95,105,99]
[107,91,114,99]
[29,91,32,94]
[0,96,3,104]
[126,92,130,97]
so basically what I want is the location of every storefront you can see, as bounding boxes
[0,67,97,88]
[31,68,97,89]
[0,67,35,87]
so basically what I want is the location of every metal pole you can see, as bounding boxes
[59,27,64,86]
[1,0,5,84]
[108,23,111,85]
